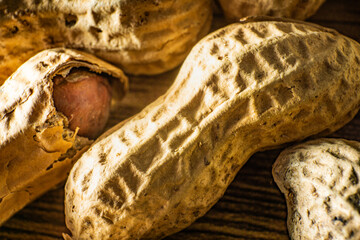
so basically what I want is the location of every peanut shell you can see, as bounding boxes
[64,18,360,239]
[273,138,360,240]
[0,0,212,85]
[219,0,326,21]
[0,48,128,226]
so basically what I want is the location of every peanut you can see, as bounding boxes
[272,138,360,240]
[218,0,326,22]
[64,18,360,239]
[0,0,212,85]
[53,70,112,139]
[0,48,128,226]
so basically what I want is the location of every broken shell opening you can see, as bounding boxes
[52,67,113,139]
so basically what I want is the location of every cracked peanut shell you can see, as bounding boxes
[0,48,128,226]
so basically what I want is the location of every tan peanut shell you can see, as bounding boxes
[219,0,326,21]
[273,138,360,240]
[64,18,360,239]
[0,48,128,226]
[0,0,212,85]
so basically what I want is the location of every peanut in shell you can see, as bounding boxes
[219,0,326,21]
[64,18,360,239]
[0,0,212,85]
[0,48,128,226]
[273,138,360,240]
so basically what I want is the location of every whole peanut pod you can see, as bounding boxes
[0,0,212,85]
[273,138,360,240]
[64,17,360,239]
[218,0,326,22]
[0,48,128,226]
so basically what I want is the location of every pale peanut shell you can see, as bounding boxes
[219,0,326,21]
[65,18,360,239]
[0,0,212,85]
[273,138,360,240]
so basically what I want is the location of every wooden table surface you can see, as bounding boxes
[1,0,360,239]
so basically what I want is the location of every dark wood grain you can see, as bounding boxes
[1,0,360,239]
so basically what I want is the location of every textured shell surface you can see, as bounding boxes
[64,18,360,240]
[273,138,360,240]
[0,48,128,226]
[219,0,326,21]
[0,0,212,84]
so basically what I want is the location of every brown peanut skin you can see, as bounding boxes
[65,18,360,240]
[53,71,112,139]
